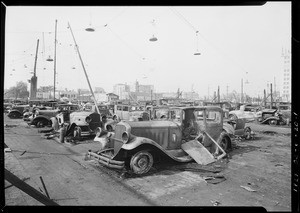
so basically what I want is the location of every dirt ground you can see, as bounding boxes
[3,114,292,211]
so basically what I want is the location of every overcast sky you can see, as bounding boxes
[4,2,291,98]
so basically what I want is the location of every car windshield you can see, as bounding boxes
[169,109,181,121]
[154,108,169,119]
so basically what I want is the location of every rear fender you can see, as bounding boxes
[222,122,235,135]
[31,115,50,124]
[9,110,22,115]
[262,116,279,123]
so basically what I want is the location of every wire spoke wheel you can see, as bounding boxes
[130,151,153,175]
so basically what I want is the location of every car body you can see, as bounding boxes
[258,108,290,126]
[83,103,113,119]
[113,104,150,122]
[57,110,102,139]
[229,104,261,123]
[87,106,232,175]
[7,104,30,118]
[29,104,80,128]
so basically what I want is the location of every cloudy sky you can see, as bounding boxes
[4,2,291,98]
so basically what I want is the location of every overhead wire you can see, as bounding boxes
[169,6,249,74]
[106,25,146,61]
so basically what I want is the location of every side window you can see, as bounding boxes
[117,105,122,110]
[123,106,129,111]
[206,111,221,124]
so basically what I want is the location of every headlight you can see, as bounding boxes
[85,116,91,123]
[122,131,130,143]
[35,110,39,116]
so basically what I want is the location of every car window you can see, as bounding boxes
[154,108,169,119]
[170,109,181,121]
[206,111,221,123]
[117,105,122,110]
[123,106,129,111]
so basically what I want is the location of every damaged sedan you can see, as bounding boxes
[87,106,232,175]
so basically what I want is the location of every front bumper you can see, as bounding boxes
[87,149,125,170]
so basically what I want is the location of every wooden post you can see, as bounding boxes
[270,83,273,109]
[264,89,266,108]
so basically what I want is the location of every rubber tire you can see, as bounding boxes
[9,112,20,119]
[106,125,113,132]
[269,119,277,126]
[95,127,102,137]
[36,121,46,128]
[219,135,231,152]
[73,126,82,140]
[244,127,252,140]
[130,150,154,175]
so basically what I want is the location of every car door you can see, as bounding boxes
[196,108,222,147]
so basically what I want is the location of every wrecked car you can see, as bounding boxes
[29,104,80,128]
[57,110,102,140]
[87,106,232,175]
[223,112,253,140]
[112,104,150,122]
[258,108,290,126]
[7,104,30,119]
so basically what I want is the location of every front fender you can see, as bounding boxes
[31,115,50,124]
[262,116,279,123]
[119,136,192,162]
[223,122,235,135]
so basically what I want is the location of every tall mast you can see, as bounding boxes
[33,39,39,77]
[67,22,100,115]
[53,20,57,100]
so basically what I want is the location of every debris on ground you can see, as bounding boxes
[240,185,257,192]
[211,200,221,206]
[4,148,12,153]
[4,124,18,128]
[203,175,226,184]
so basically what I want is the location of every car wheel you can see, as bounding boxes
[130,150,154,175]
[73,126,82,140]
[244,127,252,140]
[268,119,277,126]
[113,115,119,122]
[36,121,46,128]
[106,125,113,132]
[9,112,19,118]
[219,135,231,152]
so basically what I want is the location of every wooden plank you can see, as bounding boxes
[5,169,59,206]
[181,140,215,165]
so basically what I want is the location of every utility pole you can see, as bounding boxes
[226,85,229,100]
[270,83,273,109]
[68,22,100,115]
[30,39,39,100]
[241,78,243,103]
[53,20,57,101]
[217,86,220,102]
[264,89,266,108]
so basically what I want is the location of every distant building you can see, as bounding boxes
[113,83,130,100]
[106,93,119,102]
